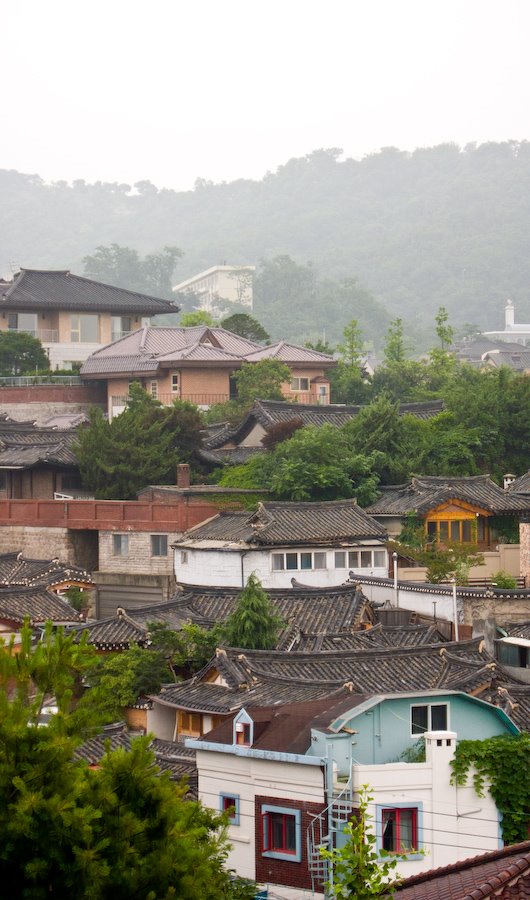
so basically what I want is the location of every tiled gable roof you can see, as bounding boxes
[294,623,448,652]
[2,269,177,314]
[152,639,508,716]
[0,424,79,469]
[75,583,375,649]
[177,499,387,546]
[366,475,530,516]
[498,622,530,641]
[0,552,91,588]
[509,471,530,494]
[396,840,530,899]
[0,586,81,625]
[243,341,336,365]
[204,399,445,450]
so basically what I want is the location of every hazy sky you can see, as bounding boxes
[3,0,530,191]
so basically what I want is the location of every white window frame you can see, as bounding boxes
[290,377,310,391]
[171,373,180,392]
[410,702,449,737]
[271,551,327,572]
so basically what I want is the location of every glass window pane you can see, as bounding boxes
[439,521,449,541]
[79,314,99,342]
[300,552,312,570]
[285,816,296,851]
[411,705,428,735]
[348,551,359,568]
[314,552,327,569]
[461,520,472,542]
[477,517,486,541]
[382,810,396,852]
[286,553,298,570]
[271,814,284,849]
[399,810,415,850]
[360,550,372,567]
[427,521,437,539]
[335,551,346,568]
[272,554,284,571]
[450,521,460,541]
[431,704,448,730]
[18,313,37,332]
[373,550,386,567]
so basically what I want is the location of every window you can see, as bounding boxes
[171,373,180,392]
[112,534,129,556]
[179,711,202,736]
[426,518,481,545]
[382,808,418,853]
[235,722,251,745]
[111,316,132,341]
[0,471,6,491]
[180,550,188,565]
[271,551,328,572]
[291,377,310,391]
[151,534,168,556]
[8,312,37,334]
[261,805,302,862]
[411,703,448,736]
[220,793,240,825]
[347,549,387,569]
[70,314,99,343]
[150,381,158,398]
[498,641,529,668]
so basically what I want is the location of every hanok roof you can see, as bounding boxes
[74,726,197,795]
[509,470,530,494]
[0,586,81,626]
[204,398,445,450]
[293,623,448,653]
[0,423,79,470]
[176,499,387,547]
[483,348,530,371]
[396,840,530,899]
[0,552,91,589]
[152,638,506,716]
[1,269,177,314]
[497,622,530,642]
[365,475,530,516]
[74,583,375,650]
[81,325,335,378]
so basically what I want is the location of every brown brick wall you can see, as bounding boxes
[254,794,326,891]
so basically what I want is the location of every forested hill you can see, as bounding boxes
[2,141,530,341]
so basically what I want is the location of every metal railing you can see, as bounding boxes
[8,328,59,342]
[0,375,83,386]
[111,393,231,409]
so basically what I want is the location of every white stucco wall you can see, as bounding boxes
[174,544,388,588]
[354,731,500,878]
[194,748,325,894]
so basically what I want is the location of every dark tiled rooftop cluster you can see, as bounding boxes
[0,586,81,625]
[0,420,79,469]
[0,552,91,588]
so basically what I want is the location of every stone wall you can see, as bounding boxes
[98,530,179,575]
[520,520,530,587]
[0,525,98,570]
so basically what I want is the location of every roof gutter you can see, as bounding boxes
[186,738,325,766]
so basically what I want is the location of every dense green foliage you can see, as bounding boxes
[0,331,49,375]
[180,310,216,326]
[7,142,530,342]
[74,384,204,498]
[205,358,291,426]
[320,787,405,898]
[148,622,220,679]
[219,424,381,504]
[221,574,283,650]
[451,734,530,844]
[0,624,254,899]
[220,313,270,343]
[87,644,171,718]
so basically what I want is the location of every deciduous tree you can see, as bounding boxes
[0,331,49,375]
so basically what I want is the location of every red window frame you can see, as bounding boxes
[262,811,297,855]
[381,808,418,853]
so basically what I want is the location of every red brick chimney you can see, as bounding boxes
[177,463,190,489]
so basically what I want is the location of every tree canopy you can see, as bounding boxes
[221,574,283,650]
[0,623,254,899]
[0,331,49,375]
[83,243,182,299]
[74,384,204,499]
[220,313,270,343]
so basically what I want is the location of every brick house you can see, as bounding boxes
[80,325,336,417]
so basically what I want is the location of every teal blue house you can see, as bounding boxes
[309,690,519,775]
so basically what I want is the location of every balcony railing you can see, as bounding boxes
[111,330,132,342]
[9,328,59,343]
[285,391,330,405]
[111,393,231,411]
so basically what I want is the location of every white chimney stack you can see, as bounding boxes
[505,299,515,329]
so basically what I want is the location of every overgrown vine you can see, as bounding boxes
[450,734,530,844]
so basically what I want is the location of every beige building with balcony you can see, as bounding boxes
[0,269,178,369]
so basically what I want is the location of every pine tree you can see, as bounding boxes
[222,574,283,650]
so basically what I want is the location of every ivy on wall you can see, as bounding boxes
[450,734,530,844]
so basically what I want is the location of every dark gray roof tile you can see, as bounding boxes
[366,475,530,516]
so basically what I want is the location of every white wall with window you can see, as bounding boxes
[173,541,389,588]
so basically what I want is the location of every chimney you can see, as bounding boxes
[505,299,515,329]
[503,473,516,490]
[177,463,190,489]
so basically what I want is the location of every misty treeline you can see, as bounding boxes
[3,140,530,339]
